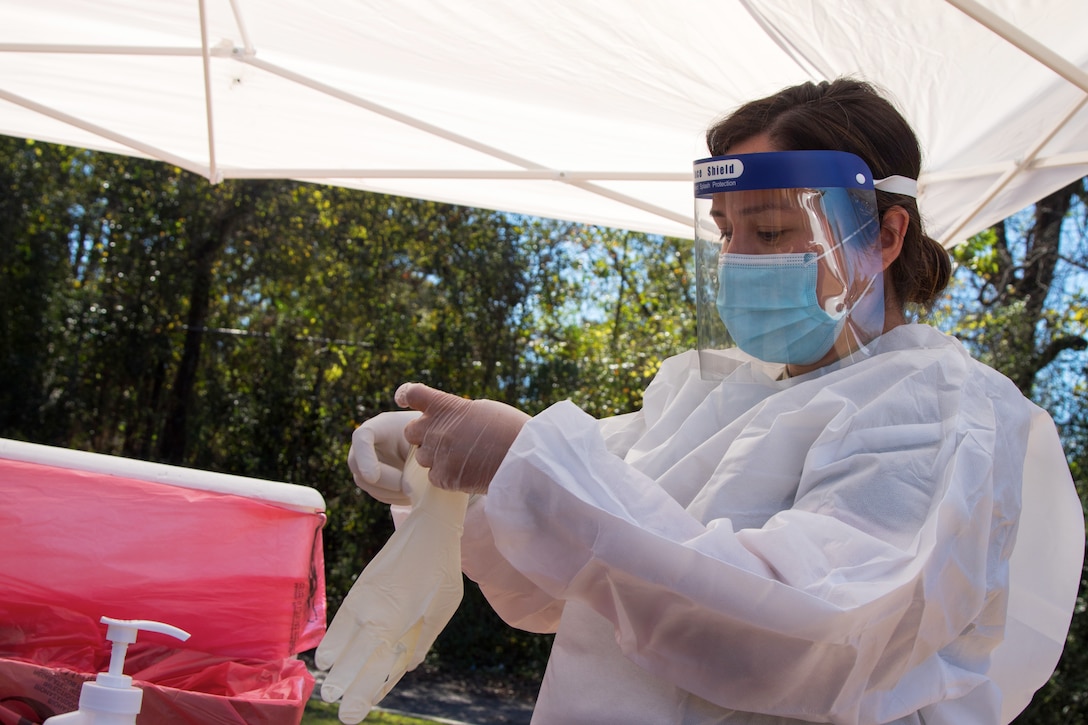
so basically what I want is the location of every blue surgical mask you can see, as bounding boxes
[716,252,846,365]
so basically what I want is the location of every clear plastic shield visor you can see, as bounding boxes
[694,151,885,375]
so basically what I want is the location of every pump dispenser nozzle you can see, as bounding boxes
[43,616,190,725]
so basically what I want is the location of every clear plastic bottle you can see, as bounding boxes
[43,616,190,725]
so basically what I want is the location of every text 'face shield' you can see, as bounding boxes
[693,151,885,373]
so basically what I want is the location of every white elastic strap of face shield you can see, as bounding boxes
[874,175,918,198]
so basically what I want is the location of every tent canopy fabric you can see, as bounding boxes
[0,0,1085,246]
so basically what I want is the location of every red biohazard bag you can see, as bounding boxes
[0,439,327,724]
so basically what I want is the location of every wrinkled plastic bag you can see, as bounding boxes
[317,452,470,723]
[0,457,326,660]
[0,614,313,724]
[0,450,327,724]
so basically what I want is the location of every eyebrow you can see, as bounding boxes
[709,201,798,219]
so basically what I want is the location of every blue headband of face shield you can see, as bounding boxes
[692,151,901,375]
[695,150,883,197]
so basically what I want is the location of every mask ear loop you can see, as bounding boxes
[817,218,880,319]
[809,189,883,319]
[830,177,912,359]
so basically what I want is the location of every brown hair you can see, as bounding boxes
[706,78,951,310]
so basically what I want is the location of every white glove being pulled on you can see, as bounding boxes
[316,452,469,723]
[348,410,422,507]
[397,382,530,495]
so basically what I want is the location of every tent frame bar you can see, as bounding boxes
[218,169,691,181]
[941,95,1088,245]
[944,0,1088,94]
[939,0,1088,244]
[237,55,691,227]
[198,0,219,183]
[0,43,222,56]
[4,1,1087,240]
[0,87,210,177]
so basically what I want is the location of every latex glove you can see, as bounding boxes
[348,411,421,506]
[396,382,530,495]
[316,452,469,723]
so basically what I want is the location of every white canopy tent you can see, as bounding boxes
[0,0,1086,246]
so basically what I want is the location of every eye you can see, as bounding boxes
[757,229,783,243]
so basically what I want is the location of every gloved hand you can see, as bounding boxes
[396,382,530,495]
[348,411,421,506]
[316,452,469,724]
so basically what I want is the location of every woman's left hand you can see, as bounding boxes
[395,382,531,495]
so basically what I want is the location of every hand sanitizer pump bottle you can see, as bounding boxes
[43,616,190,725]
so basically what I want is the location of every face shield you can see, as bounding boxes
[693,151,899,376]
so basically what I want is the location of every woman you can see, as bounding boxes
[333,79,1079,724]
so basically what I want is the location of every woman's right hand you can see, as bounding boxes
[348,411,422,506]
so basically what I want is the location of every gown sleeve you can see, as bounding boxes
[475,356,1033,723]
[459,409,649,633]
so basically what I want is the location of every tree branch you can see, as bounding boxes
[1036,334,1088,372]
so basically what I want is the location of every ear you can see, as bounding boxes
[879,206,909,271]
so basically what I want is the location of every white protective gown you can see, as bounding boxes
[459,324,1082,725]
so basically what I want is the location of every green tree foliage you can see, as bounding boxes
[0,139,94,441]
[941,181,1088,396]
[0,138,695,689]
[937,178,1088,723]
[523,226,695,417]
